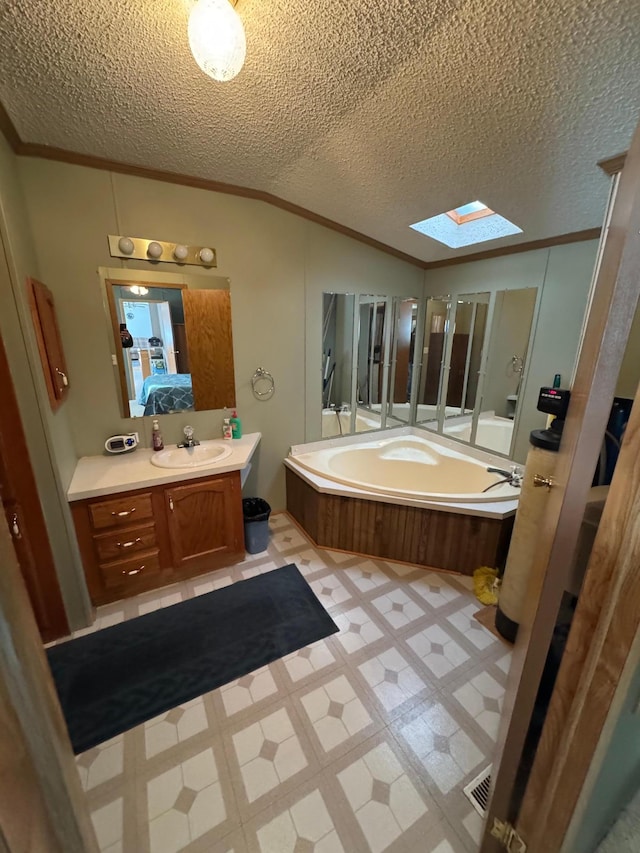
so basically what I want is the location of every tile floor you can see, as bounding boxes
[69,512,512,853]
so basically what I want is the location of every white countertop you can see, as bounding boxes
[68,433,261,501]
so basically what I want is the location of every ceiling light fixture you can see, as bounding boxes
[188,0,246,83]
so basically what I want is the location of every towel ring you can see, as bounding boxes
[251,367,275,400]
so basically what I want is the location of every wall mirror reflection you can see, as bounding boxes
[319,286,539,459]
[322,292,356,437]
[356,295,393,432]
[475,287,538,454]
[386,297,422,424]
[416,297,452,427]
[105,274,236,418]
[415,287,539,457]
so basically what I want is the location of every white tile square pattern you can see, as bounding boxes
[232,707,308,802]
[447,602,499,651]
[147,748,226,852]
[409,572,461,609]
[406,623,470,678]
[358,648,428,714]
[282,639,336,683]
[334,607,385,655]
[256,789,344,853]
[398,701,485,794]
[220,666,278,717]
[76,513,508,853]
[453,672,505,741]
[300,674,373,752]
[337,742,429,853]
[372,588,425,629]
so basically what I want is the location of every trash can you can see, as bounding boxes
[242,498,271,554]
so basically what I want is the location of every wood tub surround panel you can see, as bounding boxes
[285,468,513,574]
[72,470,244,605]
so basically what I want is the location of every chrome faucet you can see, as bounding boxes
[178,425,200,448]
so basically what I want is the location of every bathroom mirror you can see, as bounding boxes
[321,292,356,437]
[414,287,539,457]
[416,297,453,427]
[475,287,538,453]
[386,296,423,424]
[355,295,393,432]
[105,274,236,418]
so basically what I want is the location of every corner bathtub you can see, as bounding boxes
[284,430,517,575]
[291,434,519,503]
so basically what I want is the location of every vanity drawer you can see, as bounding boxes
[99,550,161,589]
[88,493,153,530]
[93,523,157,563]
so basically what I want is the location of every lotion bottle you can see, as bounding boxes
[152,418,164,451]
[230,410,242,439]
[222,418,233,440]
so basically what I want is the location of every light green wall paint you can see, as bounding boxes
[17,158,423,513]
[0,138,90,629]
[425,241,599,461]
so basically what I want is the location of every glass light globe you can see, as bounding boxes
[147,241,163,259]
[188,0,246,83]
[174,244,189,260]
[118,236,134,255]
[199,247,215,264]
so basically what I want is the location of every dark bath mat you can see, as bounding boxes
[47,564,338,754]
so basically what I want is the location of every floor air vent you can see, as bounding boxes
[463,765,492,816]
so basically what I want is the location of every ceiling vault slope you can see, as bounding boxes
[1,0,638,264]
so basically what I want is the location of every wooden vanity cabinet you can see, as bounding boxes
[71,470,244,605]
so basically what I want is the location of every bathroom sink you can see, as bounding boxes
[150,443,233,469]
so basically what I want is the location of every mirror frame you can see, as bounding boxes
[101,268,235,419]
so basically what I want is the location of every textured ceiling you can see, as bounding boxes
[1,0,640,262]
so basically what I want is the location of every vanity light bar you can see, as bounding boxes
[108,235,217,267]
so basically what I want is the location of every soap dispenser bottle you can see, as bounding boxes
[152,418,164,451]
[230,410,242,439]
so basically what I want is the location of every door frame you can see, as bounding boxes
[0,331,69,641]
[482,119,640,852]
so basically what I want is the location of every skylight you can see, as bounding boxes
[410,200,522,248]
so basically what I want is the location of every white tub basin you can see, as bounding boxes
[150,443,233,469]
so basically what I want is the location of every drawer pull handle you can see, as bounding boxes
[112,507,137,518]
[118,538,142,549]
[169,496,174,512]
[122,565,144,576]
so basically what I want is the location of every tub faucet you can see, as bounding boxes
[483,465,523,493]
[178,425,200,448]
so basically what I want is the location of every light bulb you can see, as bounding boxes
[118,236,134,255]
[199,247,215,264]
[174,244,189,261]
[147,241,163,259]
[188,0,246,83]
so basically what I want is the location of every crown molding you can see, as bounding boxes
[598,152,627,176]
[0,100,604,272]
[0,101,21,152]
[422,227,602,270]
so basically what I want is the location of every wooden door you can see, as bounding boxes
[447,333,470,406]
[165,473,244,573]
[27,277,69,410]
[393,300,413,403]
[183,289,236,411]
[423,331,444,403]
[0,334,68,642]
[482,125,640,851]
